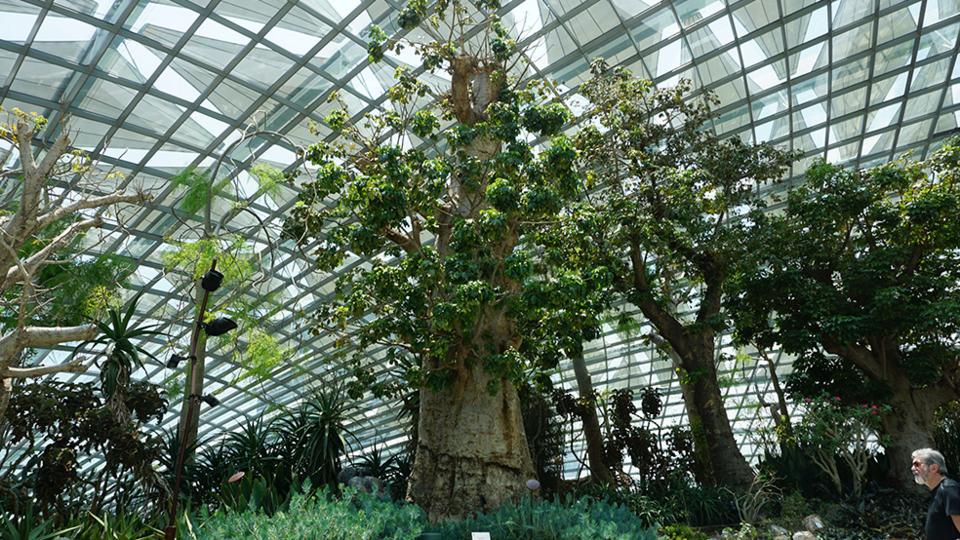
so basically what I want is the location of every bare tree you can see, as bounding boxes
[0,109,150,422]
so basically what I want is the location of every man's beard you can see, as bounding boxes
[915,474,926,485]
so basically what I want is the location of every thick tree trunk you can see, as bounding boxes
[407,361,534,522]
[679,340,755,488]
[881,381,952,488]
[569,347,615,485]
[0,378,11,429]
[649,333,714,484]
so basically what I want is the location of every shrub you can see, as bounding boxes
[792,395,888,498]
[436,495,658,540]
[659,523,708,540]
[191,489,424,540]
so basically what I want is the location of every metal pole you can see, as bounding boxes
[164,260,216,540]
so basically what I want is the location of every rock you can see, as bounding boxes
[348,474,381,494]
[769,524,790,539]
[792,532,816,540]
[802,514,825,532]
[769,524,789,536]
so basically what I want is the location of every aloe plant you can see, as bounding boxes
[76,291,164,405]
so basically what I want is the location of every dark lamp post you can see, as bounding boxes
[201,268,224,292]
[164,260,236,540]
[202,317,237,337]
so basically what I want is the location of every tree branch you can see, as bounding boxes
[2,216,101,288]
[383,226,421,254]
[36,190,150,231]
[821,335,884,381]
[0,324,98,366]
[2,358,89,378]
[628,237,690,359]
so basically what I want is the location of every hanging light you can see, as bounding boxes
[166,353,193,369]
[189,393,220,407]
[201,268,224,292]
[201,317,237,336]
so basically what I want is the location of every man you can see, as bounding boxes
[913,448,960,540]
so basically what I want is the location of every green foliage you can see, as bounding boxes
[3,380,167,517]
[217,473,293,516]
[19,254,134,328]
[0,504,79,540]
[71,512,159,540]
[249,163,285,199]
[659,524,708,540]
[171,167,231,215]
[810,488,927,539]
[729,138,960,406]
[437,495,658,540]
[792,395,888,498]
[716,523,764,540]
[234,329,290,383]
[366,24,388,63]
[162,236,254,284]
[78,292,164,401]
[576,60,795,322]
[192,489,425,540]
[176,384,354,513]
[934,401,960,476]
[287,20,592,403]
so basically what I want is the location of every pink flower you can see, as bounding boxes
[834,396,841,401]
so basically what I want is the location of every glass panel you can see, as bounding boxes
[874,39,914,76]
[789,42,828,78]
[127,92,186,137]
[877,5,919,46]
[675,0,725,28]
[698,53,741,86]
[100,36,162,83]
[630,8,679,51]
[918,22,959,57]
[78,77,140,118]
[903,89,941,121]
[733,0,780,33]
[752,89,788,120]
[791,72,829,105]
[831,22,872,63]
[910,57,951,92]
[8,56,74,102]
[230,47,296,93]
[897,118,932,146]
[832,0,875,27]
[785,5,828,49]
[830,86,868,117]
[126,0,200,45]
[31,15,99,64]
[830,56,869,92]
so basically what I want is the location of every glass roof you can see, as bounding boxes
[4,0,960,473]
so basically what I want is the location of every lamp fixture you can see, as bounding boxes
[166,353,194,369]
[201,268,224,292]
[201,317,237,337]
[190,393,220,407]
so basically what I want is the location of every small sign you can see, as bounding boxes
[471,533,491,540]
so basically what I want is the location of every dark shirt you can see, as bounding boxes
[927,478,960,540]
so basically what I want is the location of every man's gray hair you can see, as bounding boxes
[913,448,949,474]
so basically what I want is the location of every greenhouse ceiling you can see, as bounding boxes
[2,0,960,468]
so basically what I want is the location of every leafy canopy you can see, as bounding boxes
[285,1,588,399]
[729,137,960,390]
